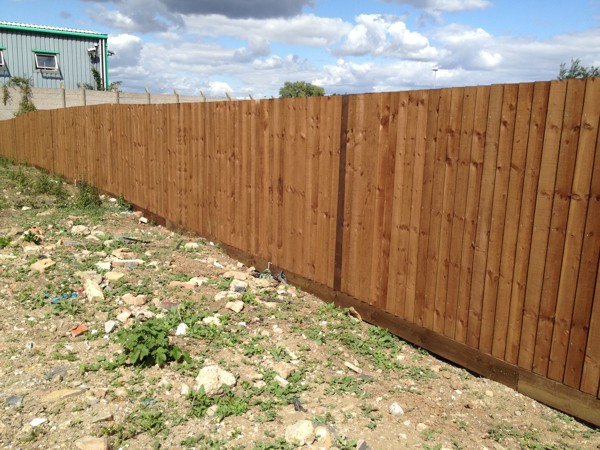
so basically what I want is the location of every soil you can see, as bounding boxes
[0,161,599,450]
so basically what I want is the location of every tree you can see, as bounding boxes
[279,81,325,98]
[1,77,37,117]
[558,58,600,80]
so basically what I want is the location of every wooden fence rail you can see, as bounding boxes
[1,78,599,425]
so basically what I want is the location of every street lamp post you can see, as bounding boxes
[432,66,439,89]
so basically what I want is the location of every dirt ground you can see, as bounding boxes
[0,160,599,449]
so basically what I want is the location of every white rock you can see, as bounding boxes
[388,402,405,416]
[202,316,222,327]
[195,365,236,397]
[116,310,132,323]
[95,261,111,271]
[181,383,191,396]
[184,242,200,251]
[71,225,90,236]
[74,436,109,450]
[274,375,289,387]
[285,420,315,446]
[214,291,242,302]
[188,277,208,287]
[104,321,117,334]
[175,323,188,336]
[230,279,248,293]
[122,293,147,306]
[30,418,47,427]
[223,270,248,281]
[225,300,244,313]
[84,279,104,302]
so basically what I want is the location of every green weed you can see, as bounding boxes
[116,318,190,368]
[76,180,102,209]
[188,385,249,420]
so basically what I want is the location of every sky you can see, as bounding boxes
[3,0,600,98]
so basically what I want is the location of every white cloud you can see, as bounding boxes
[205,81,233,97]
[381,0,491,13]
[336,14,438,59]
[183,14,351,47]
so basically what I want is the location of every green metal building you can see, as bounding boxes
[0,21,109,90]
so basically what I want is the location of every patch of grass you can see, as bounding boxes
[252,438,294,450]
[51,351,78,361]
[180,433,227,449]
[360,404,382,430]
[76,180,102,209]
[188,385,249,420]
[52,299,83,317]
[325,375,371,397]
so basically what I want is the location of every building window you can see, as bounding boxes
[34,52,58,70]
[0,50,4,67]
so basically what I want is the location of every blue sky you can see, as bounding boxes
[4,0,600,97]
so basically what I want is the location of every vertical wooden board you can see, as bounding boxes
[188,103,202,234]
[388,91,416,318]
[479,83,519,354]
[370,92,399,311]
[466,84,504,349]
[405,90,429,322]
[491,83,535,358]
[165,104,178,226]
[421,88,453,330]
[304,97,320,280]
[293,97,309,277]
[434,87,465,334]
[37,110,54,172]
[256,100,271,261]
[340,94,363,296]
[566,140,600,390]
[445,86,477,339]
[580,268,600,395]
[322,96,342,287]
[553,78,600,386]
[413,90,442,327]
[135,106,149,209]
[533,78,586,377]
[504,82,550,363]
[203,103,216,237]
[239,101,249,250]
[456,86,491,344]
[382,92,405,313]
[352,94,382,304]
[272,99,285,266]
[247,101,258,255]
[231,102,243,248]
[222,102,234,244]
[282,98,297,272]
[74,108,89,181]
[517,80,568,370]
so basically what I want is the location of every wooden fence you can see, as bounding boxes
[1,78,599,425]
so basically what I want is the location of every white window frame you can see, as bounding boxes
[0,50,4,67]
[34,52,58,71]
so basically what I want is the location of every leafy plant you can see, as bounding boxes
[2,76,37,117]
[116,318,189,367]
[0,237,10,248]
[22,231,41,245]
[558,58,600,79]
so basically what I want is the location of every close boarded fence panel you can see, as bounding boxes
[0,78,599,426]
